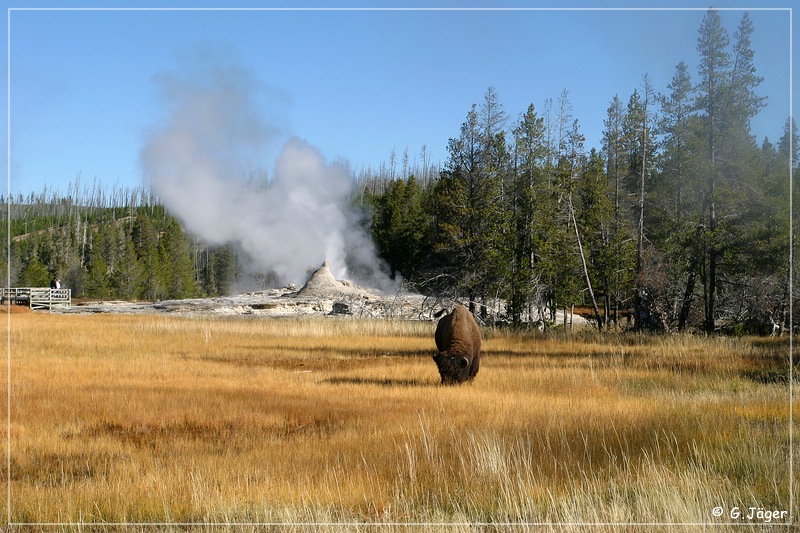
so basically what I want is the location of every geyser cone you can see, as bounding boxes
[299,261,338,294]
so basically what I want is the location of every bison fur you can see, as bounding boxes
[433,305,481,385]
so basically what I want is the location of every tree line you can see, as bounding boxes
[5,10,796,334]
[5,190,237,302]
[367,10,795,334]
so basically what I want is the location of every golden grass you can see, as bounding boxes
[2,312,796,530]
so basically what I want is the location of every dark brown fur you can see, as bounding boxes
[433,305,481,385]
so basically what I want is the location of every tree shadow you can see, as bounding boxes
[321,377,435,388]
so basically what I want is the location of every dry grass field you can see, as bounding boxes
[2,310,797,530]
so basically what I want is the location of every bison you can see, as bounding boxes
[432,305,482,385]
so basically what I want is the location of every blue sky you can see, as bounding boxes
[5,1,796,197]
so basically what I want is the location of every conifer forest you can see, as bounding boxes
[6,10,797,334]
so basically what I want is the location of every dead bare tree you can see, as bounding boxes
[569,193,602,331]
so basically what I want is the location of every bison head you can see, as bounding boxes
[433,352,470,385]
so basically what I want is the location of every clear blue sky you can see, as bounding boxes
[5,1,796,197]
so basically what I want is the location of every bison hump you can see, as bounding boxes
[435,305,481,356]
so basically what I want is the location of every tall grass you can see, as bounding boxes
[3,313,796,529]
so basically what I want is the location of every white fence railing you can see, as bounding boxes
[1,287,71,310]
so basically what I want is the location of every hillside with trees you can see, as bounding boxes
[6,10,796,334]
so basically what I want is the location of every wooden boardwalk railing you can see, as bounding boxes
[1,287,71,310]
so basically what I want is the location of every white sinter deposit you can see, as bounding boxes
[64,261,431,320]
[59,260,587,326]
[297,261,369,298]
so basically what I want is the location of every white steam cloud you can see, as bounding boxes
[140,50,394,290]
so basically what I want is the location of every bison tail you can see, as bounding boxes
[433,308,449,319]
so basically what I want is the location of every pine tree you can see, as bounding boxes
[655,61,695,228]
[85,253,112,298]
[218,247,237,295]
[778,118,799,331]
[476,88,513,318]
[544,94,586,326]
[656,61,699,330]
[694,8,732,332]
[690,9,767,332]
[602,94,632,325]
[202,244,237,296]
[432,91,510,315]
[132,215,163,300]
[111,229,143,300]
[623,77,659,329]
[778,117,799,170]
[160,217,197,299]
[575,149,616,329]
[728,13,767,137]
[603,94,626,222]
[18,256,50,287]
[509,103,548,326]
[371,176,426,280]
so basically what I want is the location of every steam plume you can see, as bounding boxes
[140,50,393,290]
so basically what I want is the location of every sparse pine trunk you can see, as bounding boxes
[568,194,602,332]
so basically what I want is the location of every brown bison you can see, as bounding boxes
[433,305,482,385]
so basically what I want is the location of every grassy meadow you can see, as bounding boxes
[2,309,797,530]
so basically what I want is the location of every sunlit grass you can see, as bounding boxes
[2,312,796,528]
